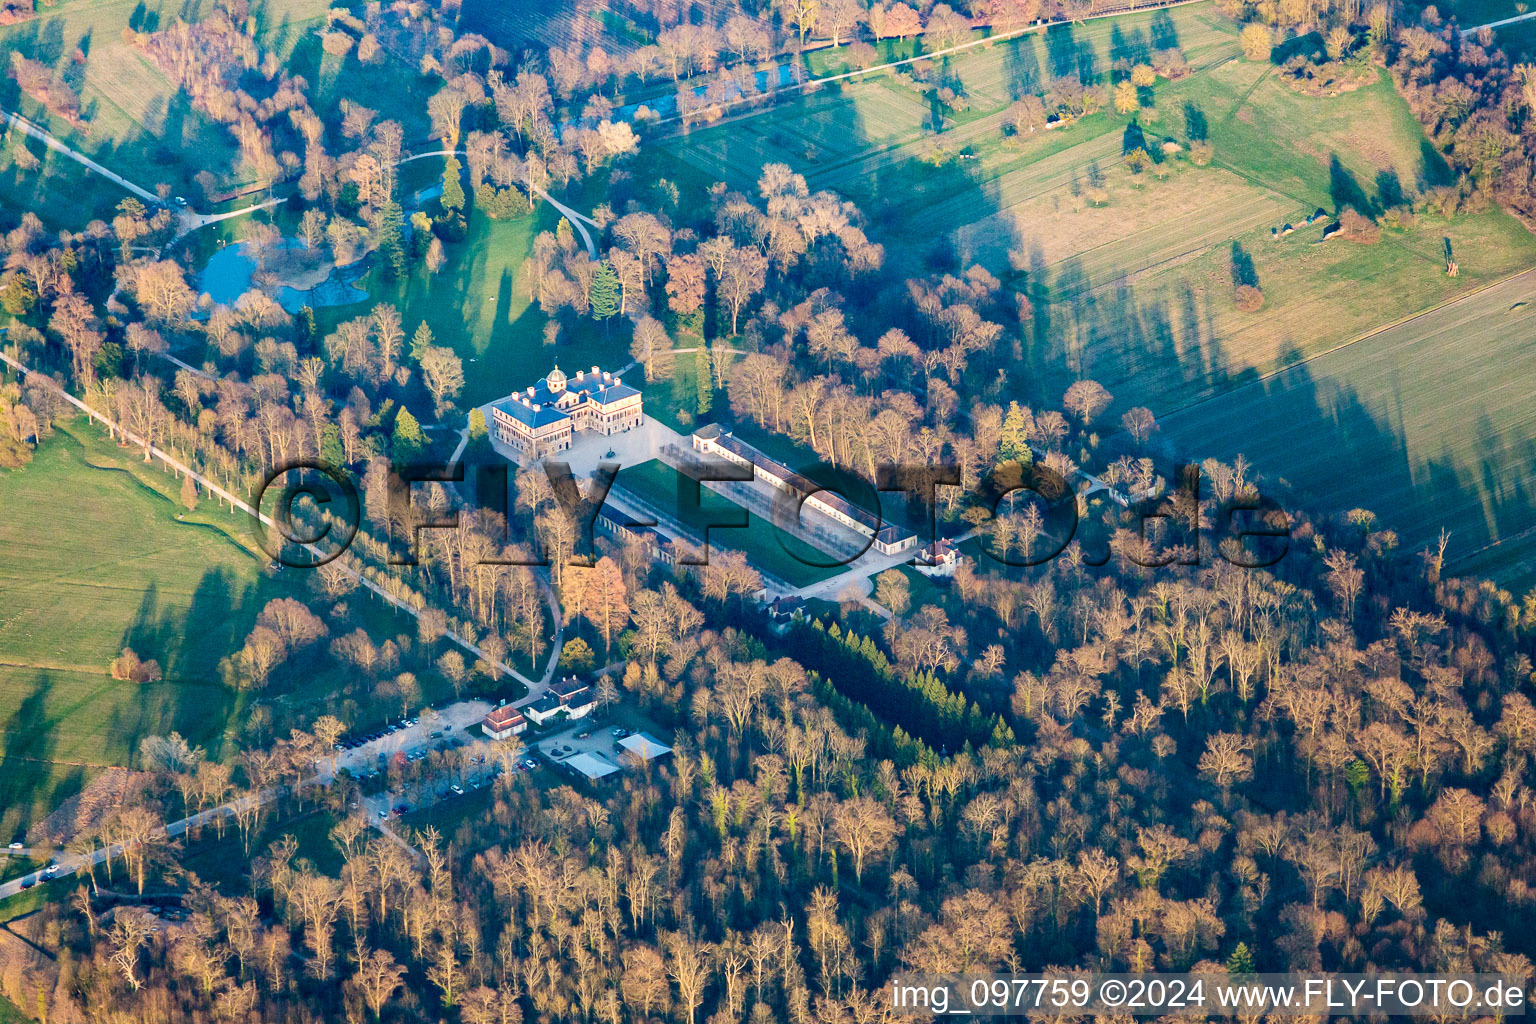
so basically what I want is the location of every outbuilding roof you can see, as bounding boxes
[617,732,672,760]
[566,752,623,779]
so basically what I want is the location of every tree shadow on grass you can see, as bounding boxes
[1230,241,1258,289]
[1183,102,1208,141]
[0,674,83,843]
[1004,28,1043,99]
[1329,153,1374,215]
[1154,305,1536,592]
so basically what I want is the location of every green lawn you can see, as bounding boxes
[0,856,41,884]
[1443,0,1525,27]
[398,784,495,846]
[317,170,637,410]
[1160,269,1536,593]
[0,0,332,224]
[0,877,54,924]
[0,424,281,838]
[0,417,457,839]
[179,808,344,892]
[1495,16,1536,60]
[614,459,843,588]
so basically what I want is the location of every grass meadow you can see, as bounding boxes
[1445,0,1526,27]
[0,416,464,840]
[656,2,1536,589]
[1160,269,1536,589]
[0,423,272,840]
[317,185,624,411]
[665,4,1536,408]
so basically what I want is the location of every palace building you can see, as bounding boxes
[490,365,642,458]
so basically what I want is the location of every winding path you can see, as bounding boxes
[2,110,159,204]
[179,198,285,235]
[397,149,600,256]
[2,108,284,237]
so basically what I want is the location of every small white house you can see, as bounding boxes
[913,540,962,578]
[482,705,528,740]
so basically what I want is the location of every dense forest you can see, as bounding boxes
[4,0,1536,1021]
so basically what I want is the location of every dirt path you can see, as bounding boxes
[3,107,284,237]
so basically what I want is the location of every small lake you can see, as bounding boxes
[198,238,369,313]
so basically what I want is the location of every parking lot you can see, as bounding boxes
[330,700,494,782]
[338,704,665,825]
[533,714,667,771]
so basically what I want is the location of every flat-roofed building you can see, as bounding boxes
[565,752,623,780]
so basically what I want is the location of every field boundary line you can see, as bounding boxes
[0,659,120,675]
[0,351,547,696]
[650,0,1217,136]
[1446,520,1536,566]
[1157,264,1536,424]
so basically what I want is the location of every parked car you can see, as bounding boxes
[19,879,34,890]
[450,785,464,795]
[6,842,21,851]
[393,805,409,816]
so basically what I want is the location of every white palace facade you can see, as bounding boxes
[490,365,642,458]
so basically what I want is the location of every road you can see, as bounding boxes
[641,0,1213,131]
[0,350,553,693]
[0,700,503,902]
[1462,10,1536,33]
[0,790,267,902]
[7,0,1209,249]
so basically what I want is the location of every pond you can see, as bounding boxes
[197,238,369,313]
